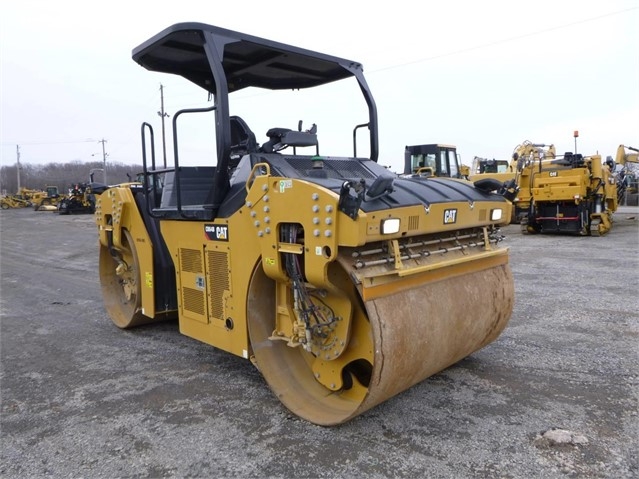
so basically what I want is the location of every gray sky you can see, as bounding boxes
[1,0,638,173]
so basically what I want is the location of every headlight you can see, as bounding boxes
[381,218,400,234]
[490,209,503,221]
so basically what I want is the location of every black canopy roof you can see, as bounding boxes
[132,22,379,218]
[132,22,362,94]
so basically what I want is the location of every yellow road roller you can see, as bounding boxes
[94,23,515,426]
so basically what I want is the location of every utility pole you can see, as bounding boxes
[158,83,169,168]
[16,145,21,193]
[98,139,108,184]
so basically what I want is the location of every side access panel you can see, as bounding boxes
[175,242,233,327]
[176,246,209,324]
[161,220,250,359]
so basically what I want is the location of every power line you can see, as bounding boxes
[0,139,96,146]
[160,7,639,109]
[372,7,638,73]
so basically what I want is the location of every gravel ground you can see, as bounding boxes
[1,206,637,479]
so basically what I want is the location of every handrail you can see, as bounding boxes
[141,122,156,217]
[352,123,369,158]
[172,105,217,219]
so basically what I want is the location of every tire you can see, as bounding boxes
[58,200,69,215]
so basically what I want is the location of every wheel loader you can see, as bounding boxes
[402,144,468,178]
[33,186,65,211]
[469,157,515,183]
[94,23,515,426]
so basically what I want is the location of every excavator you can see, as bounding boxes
[613,144,639,205]
[94,23,515,426]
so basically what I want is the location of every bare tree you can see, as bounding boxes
[0,161,142,195]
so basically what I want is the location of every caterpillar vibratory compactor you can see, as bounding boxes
[94,23,515,426]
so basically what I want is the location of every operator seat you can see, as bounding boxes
[260,123,318,155]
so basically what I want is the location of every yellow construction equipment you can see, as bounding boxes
[94,23,515,426]
[613,145,639,205]
[615,144,638,165]
[33,186,66,211]
[468,142,555,224]
[58,182,96,214]
[0,187,40,209]
[402,144,468,178]
[0,195,29,209]
[18,187,44,202]
[468,156,518,223]
[518,150,617,236]
[469,157,516,183]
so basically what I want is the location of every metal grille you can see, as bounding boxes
[329,160,376,179]
[207,250,229,319]
[408,215,419,231]
[183,287,205,315]
[180,248,203,273]
[284,158,375,179]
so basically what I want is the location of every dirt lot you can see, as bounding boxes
[1,206,637,478]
